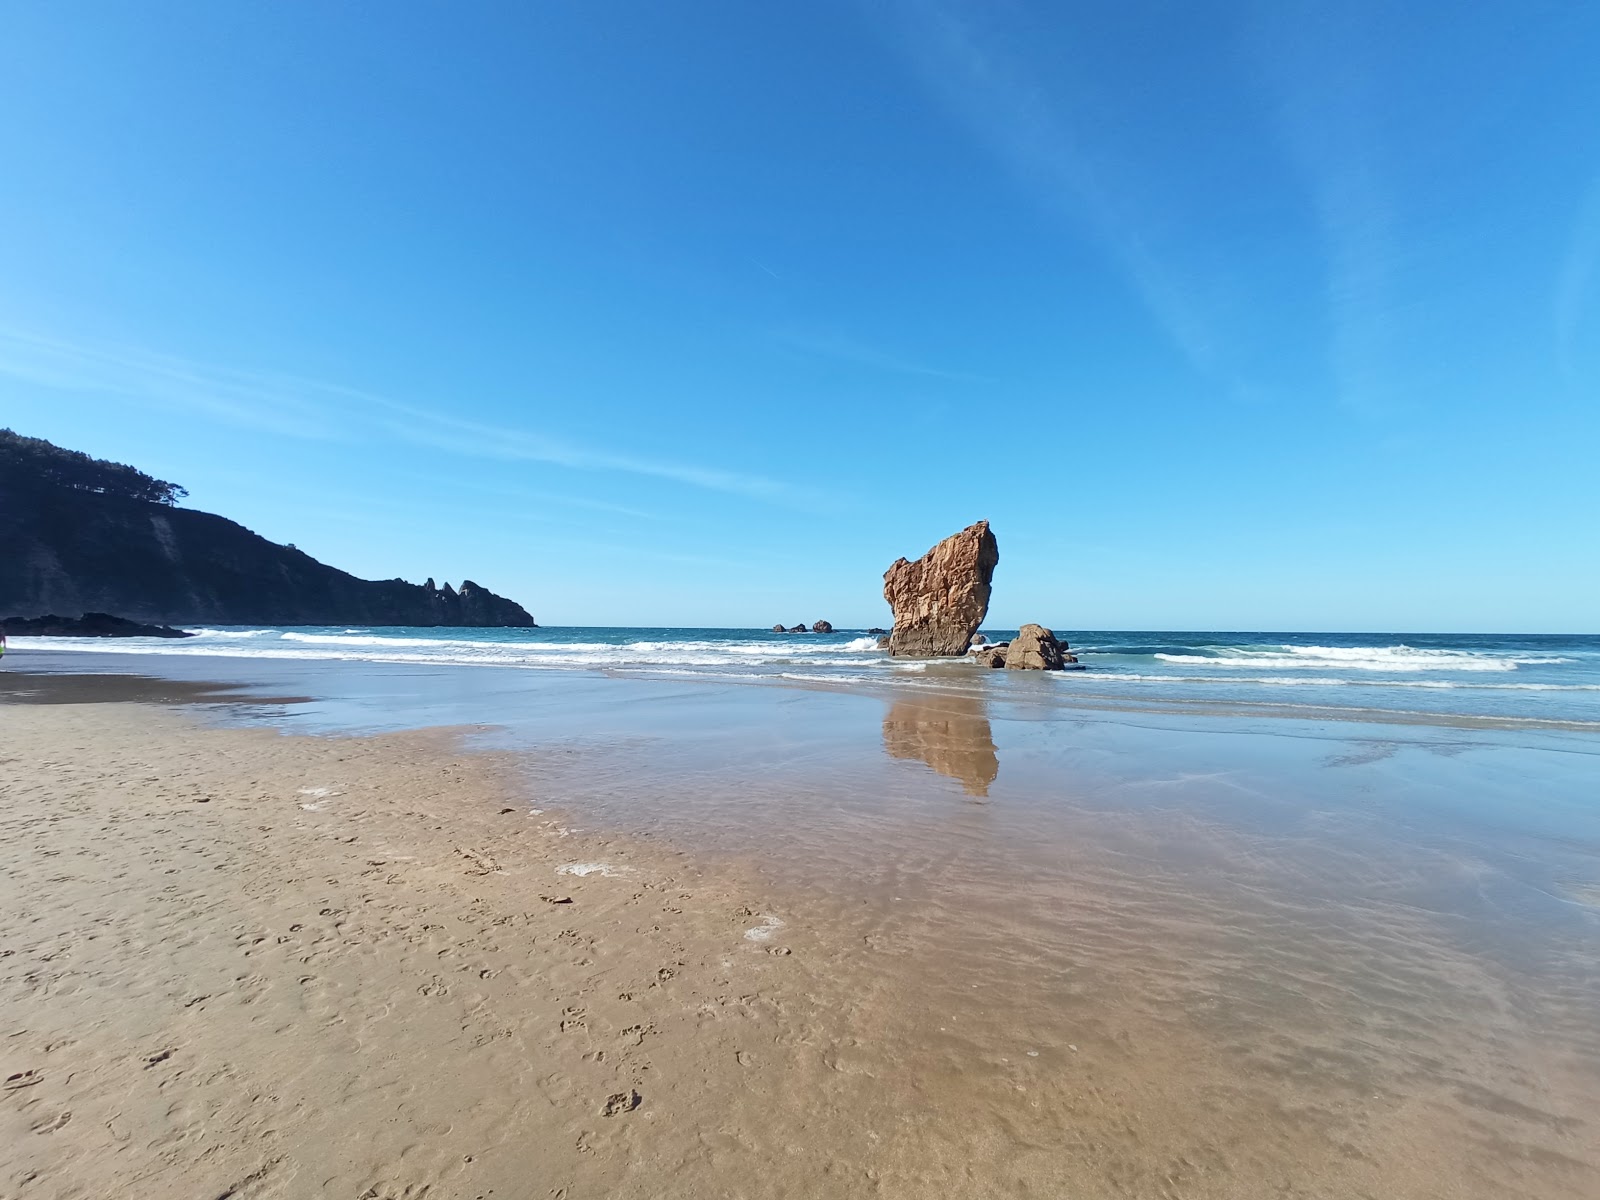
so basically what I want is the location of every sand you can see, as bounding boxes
[3,680,1598,1199]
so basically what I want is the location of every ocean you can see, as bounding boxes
[11,626,1599,729]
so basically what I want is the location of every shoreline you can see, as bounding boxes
[9,642,1600,736]
[4,669,1598,1197]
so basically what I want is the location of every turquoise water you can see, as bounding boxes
[12,626,1600,728]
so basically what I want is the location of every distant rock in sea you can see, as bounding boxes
[866,627,889,635]
[2,612,194,639]
[0,429,536,628]
[811,620,833,633]
[772,624,786,633]
[882,520,998,657]
[787,624,808,633]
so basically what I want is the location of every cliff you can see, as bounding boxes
[0,431,535,628]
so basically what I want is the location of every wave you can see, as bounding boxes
[1146,644,1570,673]
[1070,672,1600,691]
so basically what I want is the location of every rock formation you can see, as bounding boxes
[787,624,808,633]
[882,520,998,657]
[1004,625,1076,670]
[771,624,785,633]
[971,642,1008,668]
[2,612,194,638]
[811,620,833,633]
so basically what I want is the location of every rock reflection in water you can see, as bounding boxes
[881,693,999,797]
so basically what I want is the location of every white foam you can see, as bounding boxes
[743,914,785,942]
[557,862,628,878]
[1151,644,1567,673]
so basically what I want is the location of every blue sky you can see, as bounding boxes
[2,1,1597,630]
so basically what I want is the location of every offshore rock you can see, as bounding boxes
[1005,624,1068,670]
[971,643,1008,668]
[772,624,786,633]
[882,520,998,657]
[787,624,809,633]
[1,612,193,638]
[811,620,833,633]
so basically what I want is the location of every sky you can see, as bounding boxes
[1,0,1597,631]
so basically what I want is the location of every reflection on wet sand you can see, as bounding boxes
[882,693,999,796]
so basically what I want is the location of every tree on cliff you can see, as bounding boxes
[0,428,188,506]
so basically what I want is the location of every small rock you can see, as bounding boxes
[539,894,574,905]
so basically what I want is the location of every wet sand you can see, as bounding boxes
[3,667,1598,1198]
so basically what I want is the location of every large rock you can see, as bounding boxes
[1005,624,1068,670]
[812,620,833,633]
[882,520,998,657]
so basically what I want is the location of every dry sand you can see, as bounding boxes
[3,683,1597,1198]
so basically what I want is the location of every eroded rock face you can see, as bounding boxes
[1005,624,1067,670]
[882,520,998,657]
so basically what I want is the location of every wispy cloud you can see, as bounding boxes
[1556,174,1600,375]
[776,328,991,383]
[873,0,1226,377]
[0,324,803,504]
[1245,2,1402,419]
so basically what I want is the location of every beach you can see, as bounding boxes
[4,651,1599,1198]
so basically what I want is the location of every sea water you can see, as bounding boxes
[11,626,1599,727]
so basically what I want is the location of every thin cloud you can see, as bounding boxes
[0,324,803,504]
[1556,175,1600,375]
[874,0,1225,376]
[1246,2,1401,419]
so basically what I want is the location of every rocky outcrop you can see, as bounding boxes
[811,620,833,633]
[971,642,1008,668]
[866,627,889,635]
[787,624,808,633]
[0,434,537,628]
[1004,625,1076,670]
[877,635,891,649]
[771,624,786,633]
[882,521,998,657]
[2,612,194,638]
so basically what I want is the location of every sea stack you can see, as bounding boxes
[882,520,999,657]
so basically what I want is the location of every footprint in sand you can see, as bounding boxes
[601,1089,640,1117]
